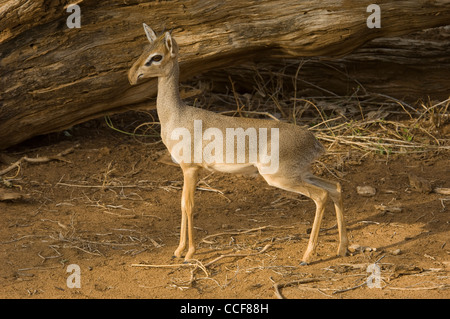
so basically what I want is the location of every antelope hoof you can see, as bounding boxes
[337,245,349,257]
[184,248,196,262]
[173,248,184,259]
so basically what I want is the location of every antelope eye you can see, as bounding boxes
[152,55,163,62]
[144,55,163,67]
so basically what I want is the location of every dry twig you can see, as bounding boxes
[0,144,79,177]
[273,278,326,299]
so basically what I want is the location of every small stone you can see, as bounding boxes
[348,244,361,253]
[434,188,450,195]
[408,174,432,193]
[392,248,402,255]
[357,186,376,197]
[374,204,402,213]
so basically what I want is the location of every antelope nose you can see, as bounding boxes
[128,72,142,85]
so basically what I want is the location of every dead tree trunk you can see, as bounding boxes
[1,0,449,149]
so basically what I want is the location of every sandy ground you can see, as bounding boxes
[0,114,449,299]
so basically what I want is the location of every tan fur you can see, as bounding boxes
[128,25,349,264]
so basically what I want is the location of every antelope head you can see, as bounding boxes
[128,24,178,85]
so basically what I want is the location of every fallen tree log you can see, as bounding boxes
[1,0,450,149]
[206,26,450,102]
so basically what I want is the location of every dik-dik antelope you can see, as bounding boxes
[128,25,349,264]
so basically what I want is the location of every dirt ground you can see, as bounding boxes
[0,112,449,299]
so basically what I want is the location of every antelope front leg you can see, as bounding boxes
[173,206,187,258]
[176,165,199,261]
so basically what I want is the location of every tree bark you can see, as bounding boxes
[212,26,450,102]
[1,0,449,149]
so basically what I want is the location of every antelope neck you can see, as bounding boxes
[156,60,183,124]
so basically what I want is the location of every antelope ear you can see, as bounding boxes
[164,31,176,57]
[143,23,157,43]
